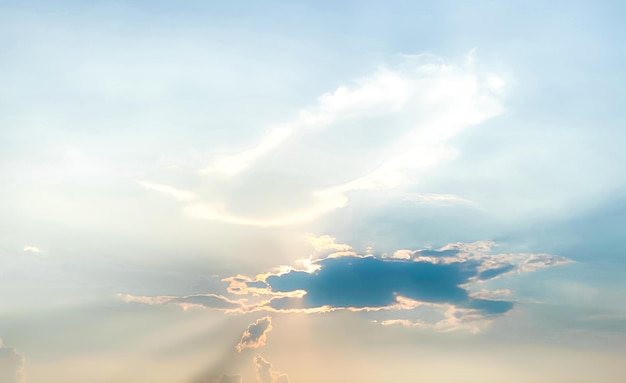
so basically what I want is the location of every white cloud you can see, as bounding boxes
[184,191,347,227]
[139,54,507,226]
[305,234,352,253]
[379,303,496,334]
[470,289,513,300]
[137,180,196,202]
[23,246,40,253]
[202,126,294,176]
[118,293,241,310]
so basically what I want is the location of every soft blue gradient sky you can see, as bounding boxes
[1,1,625,382]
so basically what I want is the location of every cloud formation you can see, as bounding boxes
[235,241,570,331]
[119,293,241,310]
[236,317,273,352]
[0,339,24,383]
[254,355,288,383]
[121,241,571,332]
[196,317,277,383]
[139,54,506,226]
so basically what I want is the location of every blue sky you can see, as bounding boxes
[1,1,626,382]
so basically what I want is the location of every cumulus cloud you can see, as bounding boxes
[254,355,288,383]
[139,54,507,226]
[236,317,273,352]
[0,339,24,383]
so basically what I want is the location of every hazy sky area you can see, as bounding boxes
[1,1,626,382]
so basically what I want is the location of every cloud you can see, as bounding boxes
[202,127,294,176]
[137,180,196,202]
[118,293,241,310]
[194,317,276,383]
[305,234,352,253]
[236,317,273,352]
[254,355,288,383]
[139,54,507,226]
[119,240,570,332]
[23,246,40,253]
[0,339,24,383]
[228,240,570,331]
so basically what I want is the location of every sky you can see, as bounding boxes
[1,1,626,382]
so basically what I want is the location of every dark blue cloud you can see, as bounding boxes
[266,256,513,315]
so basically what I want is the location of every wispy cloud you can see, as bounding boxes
[22,246,41,253]
[139,54,506,227]
[137,180,196,202]
[202,127,294,176]
[119,293,241,310]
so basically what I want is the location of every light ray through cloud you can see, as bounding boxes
[2,2,626,382]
